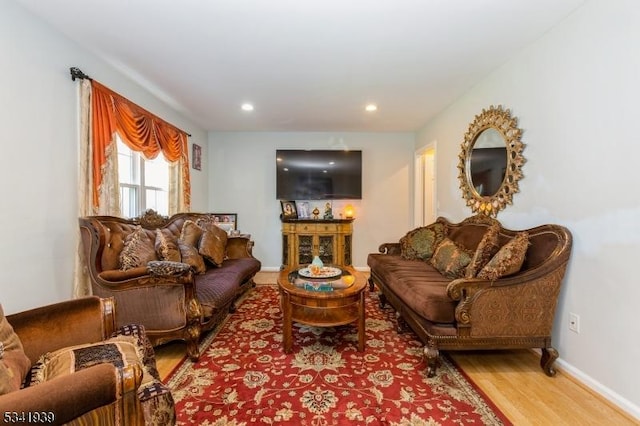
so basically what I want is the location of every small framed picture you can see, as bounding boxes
[280,200,298,219]
[192,144,202,170]
[296,201,310,219]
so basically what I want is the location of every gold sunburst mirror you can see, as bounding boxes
[458,105,525,217]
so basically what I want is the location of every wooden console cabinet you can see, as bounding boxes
[281,219,354,268]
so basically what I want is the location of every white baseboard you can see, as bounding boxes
[555,357,640,421]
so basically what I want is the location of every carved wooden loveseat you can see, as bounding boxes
[367,215,572,377]
[79,211,261,360]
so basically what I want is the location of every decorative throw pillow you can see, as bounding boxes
[119,226,158,271]
[147,260,191,277]
[465,223,502,278]
[198,222,228,267]
[0,305,31,395]
[28,335,152,388]
[180,220,203,248]
[478,231,530,281]
[429,238,474,279]
[399,222,446,261]
[155,229,181,262]
[178,240,207,274]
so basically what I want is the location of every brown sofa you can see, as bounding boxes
[0,296,175,425]
[367,215,572,377]
[79,211,261,360]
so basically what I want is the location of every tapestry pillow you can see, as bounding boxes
[399,222,447,261]
[155,229,181,262]
[465,223,502,278]
[178,240,207,274]
[478,231,530,281]
[28,335,153,388]
[198,222,228,267]
[147,260,191,277]
[0,305,31,395]
[180,220,204,248]
[119,226,158,271]
[429,238,474,279]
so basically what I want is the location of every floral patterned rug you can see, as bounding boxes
[166,284,510,425]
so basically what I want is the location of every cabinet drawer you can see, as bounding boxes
[317,223,338,233]
[296,223,318,233]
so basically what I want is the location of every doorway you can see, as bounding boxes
[414,143,437,227]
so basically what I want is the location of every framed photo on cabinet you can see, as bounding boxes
[280,200,298,219]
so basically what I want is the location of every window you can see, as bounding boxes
[117,137,169,217]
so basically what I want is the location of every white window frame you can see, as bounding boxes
[117,137,169,218]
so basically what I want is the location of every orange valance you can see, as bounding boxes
[90,81,190,208]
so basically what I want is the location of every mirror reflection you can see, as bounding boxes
[469,128,507,197]
[457,105,525,217]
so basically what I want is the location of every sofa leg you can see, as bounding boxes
[379,293,388,309]
[368,277,375,292]
[186,327,201,361]
[424,343,440,378]
[395,312,409,333]
[540,347,559,377]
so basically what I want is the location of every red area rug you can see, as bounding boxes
[166,284,510,425]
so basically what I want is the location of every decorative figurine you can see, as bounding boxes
[312,207,320,219]
[323,202,333,219]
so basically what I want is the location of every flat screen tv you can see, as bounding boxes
[276,150,362,200]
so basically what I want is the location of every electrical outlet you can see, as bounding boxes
[569,312,580,333]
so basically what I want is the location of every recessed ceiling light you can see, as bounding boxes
[365,104,378,112]
[241,103,254,112]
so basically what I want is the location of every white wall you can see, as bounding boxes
[0,1,208,313]
[207,132,415,269]
[416,0,640,417]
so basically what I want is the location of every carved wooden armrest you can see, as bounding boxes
[378,242,401,255]
[227,236,255,259]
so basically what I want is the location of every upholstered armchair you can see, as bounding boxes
[0,296,175,425]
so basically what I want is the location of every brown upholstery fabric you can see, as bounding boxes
[399,222,446,261]
[180,220,204,247]
[195,258,261,318]
[0,305,31,395]
[478,231,530,281]
[155,229,181,262]
[367,254,455,323]
[178,241,206,274]
[429,238,473,279]
[199,223,228,267]
[28,335,153,388]
[120,226,158,270]
[465,223,502,278]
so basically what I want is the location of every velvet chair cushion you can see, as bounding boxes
[0,305,31,395]
[399,222,447,261]
[429,237,473,279]
[119,226,158,271]
[465,223,502,278]
[28,335,153,388]
[198,222,228,267]
[478,232,530,281]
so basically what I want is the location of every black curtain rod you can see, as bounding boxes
[69,66,192,137]
[70,67,91,81]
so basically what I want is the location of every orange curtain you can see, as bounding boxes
[90,80,191,209]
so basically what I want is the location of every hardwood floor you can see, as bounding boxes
[155,272,637,425]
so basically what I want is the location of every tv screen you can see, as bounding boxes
[276,150,362,200]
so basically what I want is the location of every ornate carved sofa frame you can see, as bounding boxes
[79,211,261,360]
[367,215,572,377]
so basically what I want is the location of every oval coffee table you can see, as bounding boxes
[277,265,367,353]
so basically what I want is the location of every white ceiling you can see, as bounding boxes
[15,0,584,132]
